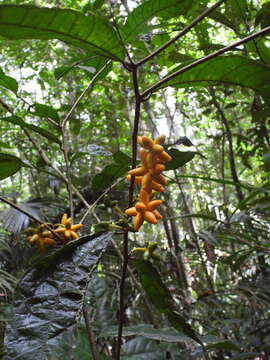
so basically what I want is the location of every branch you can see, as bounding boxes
[62,61,110,127]
[82,305,99,360]
[116,67,142,360]
[135,0,226,67]
[141,25,270,99]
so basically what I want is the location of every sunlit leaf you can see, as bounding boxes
[0,67,18,93]
[165,149,196,170]
[159,56,270,95]
[0,5,125,61]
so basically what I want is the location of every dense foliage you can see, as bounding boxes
[0,0,270,359]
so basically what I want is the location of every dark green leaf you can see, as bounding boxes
[0,67,18,93]
[160,56,270,95]
[92,151,130,191]
[1,116,61,145]
[206,341,240,351]
[263,153,270,171]
[122,336,166,360]
[102,324,192,343]
[0,5,125,61]
[4,232,112,360]
[0,153,23,180]
[256,2,270,28]
[134,260,201,345]
[32,103,60,121]
[165,149,196,170]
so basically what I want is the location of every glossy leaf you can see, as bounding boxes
[0,5,125,61]
[122,0,203,41]
[165,149,196,170]
[1,116,61,145]
[122,336,166,360]
[159,56,270,95]
[4,232,112,360]
[0,67,18,93]
[134,260,202,345]
[0,153,23,181]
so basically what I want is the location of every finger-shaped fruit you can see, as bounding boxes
[146,152,158,168]
[159,151,172,162]
[141,172,152,190]
[144,211,158,224]
[153,209,163,220]
[71,224,83,231]
[70,231,79,239]
[133,212,144,230]
[141,136,154,150]
[153,174,167,185]
[148,200,163,211]
[64,230,71,238]
[154,135,166,145]
[43,238,56,245]
[151,163,165,175]
[140,150,148,168]
[135,202,147,212]
[139,189,150,204]
[152,144,164,153]
[137,136,143,146]
[126,175,143,184]
[125,207,137,216]
[61,213,69,224]
[128,167,147,177]
[151,181,165,192]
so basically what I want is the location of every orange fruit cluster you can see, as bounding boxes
[26,214,83,253]
[125,135,172,230]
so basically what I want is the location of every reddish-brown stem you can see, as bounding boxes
[116,67,141,360]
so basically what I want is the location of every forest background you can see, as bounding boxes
[0,0,270,359]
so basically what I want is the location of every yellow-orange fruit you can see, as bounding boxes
[148,200,163,211]
[125,207,137,216]
[65,230,71,238]
[43,238,56,245]
[158,151,172,162]
[153,174,167,185]
[140,150,148,168]
[135,202,147,212]
[141,136,154,150]
[139,189,150,204]
[128,166,147,176]
[154,135,166,145]
[28,234,39,243]
[137,136,143,146]
[151,181,165,192]
[152,144,164,153]
[61,213,68,224]
[153,209,163,220]
[144,211,158,224]
[151,163,165,175]
[141,172,152,191]
[133,212,144,230]
[71,224,84,231]
[146,152,158,168]
[126,175,143,185]
[70,231,79,239]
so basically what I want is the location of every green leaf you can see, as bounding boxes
[165,149,196,170]
[4,232,112,360]
[1,116,61,145]
[263,153,270,172]
[102,324,193,343]
[256,2,270,28]
[0,5,125,61]
[122,0,202,41]
[0,153,23,180]
[134,260,202,345]
[92,150,131,192]
[159,56,270,95]
[206,341,240,351]
[122,336,166,360]
[0,67,18,93]
[32,103,60,121]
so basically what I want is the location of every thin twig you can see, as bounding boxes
[135,0,226,67]
[80,177,124,224]
[62,61,110,127]
[0,196,62,240]
[82,304,99,360]
[141,25,270,98]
